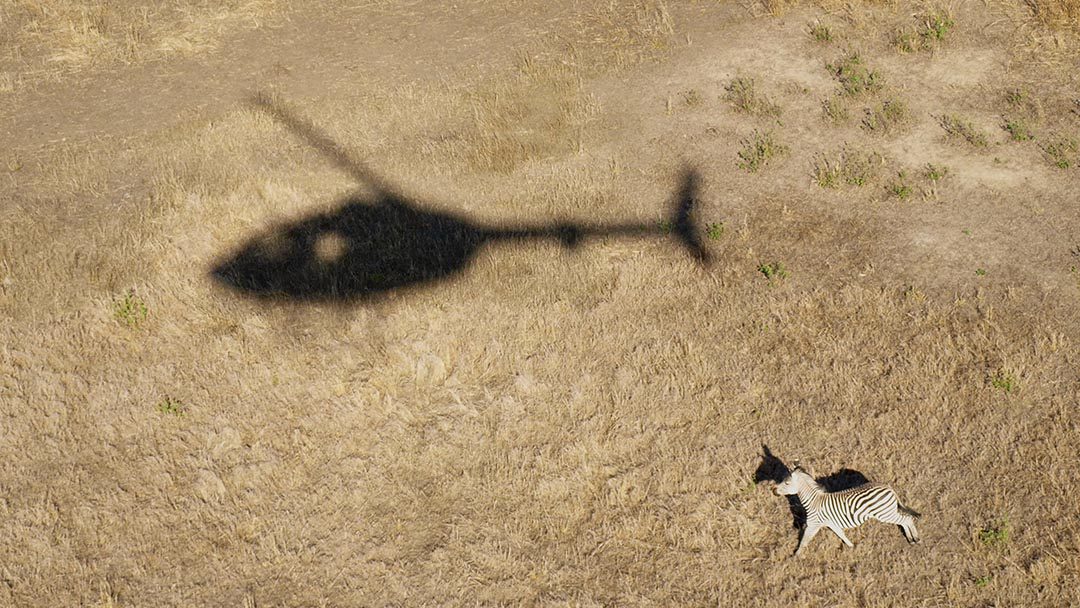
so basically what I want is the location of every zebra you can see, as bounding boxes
[774,461,921,557]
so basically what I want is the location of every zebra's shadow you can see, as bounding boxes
[754,444,870,530]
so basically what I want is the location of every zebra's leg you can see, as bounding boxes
[794,523,822,557]
[879,507,921,544]
[827,524,854,548]
[900,513,921,544]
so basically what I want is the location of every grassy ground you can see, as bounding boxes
[2,0,1080,606]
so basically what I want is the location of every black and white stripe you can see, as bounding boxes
[774,463,921,556]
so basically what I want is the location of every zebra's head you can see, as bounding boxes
[774,462,812,496]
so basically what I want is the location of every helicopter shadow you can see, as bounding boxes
[754,444,870,530]
[210,93,711,304]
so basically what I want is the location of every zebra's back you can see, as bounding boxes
[817,483,899,529]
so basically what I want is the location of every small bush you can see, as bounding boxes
[1004,119,1034,141]
[114,291,148,328]
[156,396,186,416]
[827,52,884,97]
[725,77,781,116]
[863,99,910,133]
[991,369,1017,393]
[706,222,725,240]
[738,130,787,172]
[925,163,950,182]
[809,22,833,43]
[759,261,789,280]
[1041,136,1079,168]
[822,97,849,123]
[813,147,880,188]
[888,171,912,199]
[978,520,1010,546]
[920,10,955,41]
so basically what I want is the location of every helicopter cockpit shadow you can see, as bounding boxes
[210,93,711,303]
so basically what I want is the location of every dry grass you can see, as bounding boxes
[1025,0,1080,30]
[0,0,283,89]
[4,1,1080,606]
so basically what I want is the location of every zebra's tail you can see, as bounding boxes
[898,504,922,519]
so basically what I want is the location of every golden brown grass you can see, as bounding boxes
[0,0,283,90]
[3,1,1080,606]
[1025,0,1080,30]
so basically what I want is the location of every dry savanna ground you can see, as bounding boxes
[2,0,1080,606]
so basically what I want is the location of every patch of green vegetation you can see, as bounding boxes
[156,395,186,416]
[113,291,148,328]
[920,10,954,42]
[975,268,987,276]
[809,22,833,43]
[822,97,849,123]
[827,52,883,97]
[940,114,989,147]
[974,575,993,588]
[895,9,955,52]
[887,171,912,199]
[737,130,787,173]
[1041,136,1078,169]
[706,222,725,240]
[813,147,879,188]
[925,163,950,182]
[1003,118,1034,142]
[758,261,789,281]
[658,219,674,234]
[990,370,1017,393]
[725,77,781,116]
[978,520,1010,546]
[863,99,910,133]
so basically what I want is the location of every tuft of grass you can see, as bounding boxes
[939,115,990,147]
[920,9,955,41]
[156,395,186,416]
[991,369,1018,393]
[812,147,880,188]
[1024,0,1080,32]
[888,171,913,199]
[724,77,781,116]
[862,99,910,133]
[1041,136,1079,168]
[822,97,849,123]
[113,291,148,328]
[758,261,789,281]
[706,222,725,240]
[978,520,1010,546]
[895,9,955,52]
[894,30,920,53]
[682,89,704,107]
[1003,119,1035,141]
[809,22,834,43]
[975,575,993,588]
[975,268,988,276]
[737,130,787,172]
[827,52,884,97]
[925,163,950,182]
